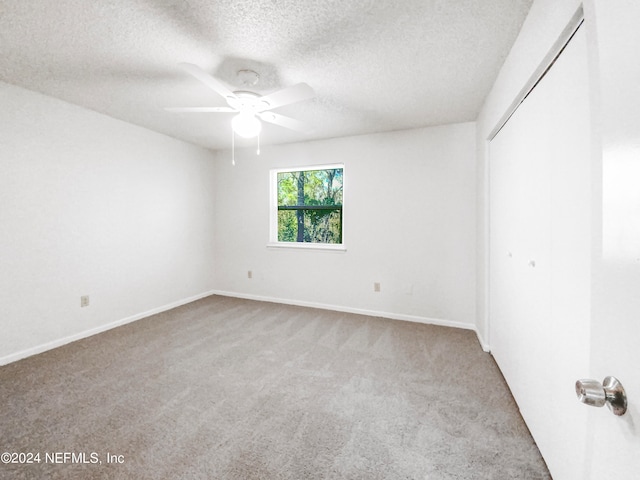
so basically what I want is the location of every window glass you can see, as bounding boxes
[274,167,343,244]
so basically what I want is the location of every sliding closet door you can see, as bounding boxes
[489,26,591,479]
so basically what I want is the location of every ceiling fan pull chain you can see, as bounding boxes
[232,129,235,166]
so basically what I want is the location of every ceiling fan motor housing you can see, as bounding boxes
[227,91,270,112]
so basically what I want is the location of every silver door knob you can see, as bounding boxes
[575,376,627,416]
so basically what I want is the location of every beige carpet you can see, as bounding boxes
[0,295,550,479]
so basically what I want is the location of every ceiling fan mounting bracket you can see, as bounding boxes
[237,69,260,86]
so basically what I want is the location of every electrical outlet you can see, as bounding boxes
[80,295,90,307]
[247,270,253,279]
[374,282,381,292]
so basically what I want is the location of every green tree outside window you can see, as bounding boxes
[277,167,343,244]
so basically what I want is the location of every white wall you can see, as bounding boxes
[212,123,477,330]
[0,82,217,364]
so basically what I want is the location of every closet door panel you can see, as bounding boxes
[489,26,590,480]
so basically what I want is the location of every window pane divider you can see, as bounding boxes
[277,205,343,211]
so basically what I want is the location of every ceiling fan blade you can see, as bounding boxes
[178,62,237,102]
[164,106,236,113]
[258,112,311,133]
[257,83,315,111]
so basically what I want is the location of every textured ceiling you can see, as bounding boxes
[0,0,532,151]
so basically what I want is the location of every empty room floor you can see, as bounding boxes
[0,295,550,479]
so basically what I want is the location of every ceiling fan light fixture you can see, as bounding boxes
[232,112,262,138]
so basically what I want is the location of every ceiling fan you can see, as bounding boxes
[166,63,315,139]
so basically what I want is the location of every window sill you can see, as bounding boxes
[267,242,347,252]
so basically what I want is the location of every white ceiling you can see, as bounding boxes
[0,0,533,151]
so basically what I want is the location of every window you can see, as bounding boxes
[270,165,344,249]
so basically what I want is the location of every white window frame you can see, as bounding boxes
[268,164,346,251]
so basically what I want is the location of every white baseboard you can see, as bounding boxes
[211,289,480,333]
[0,290,217,366]
[475,330,491,353]
[2,289,488,366]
